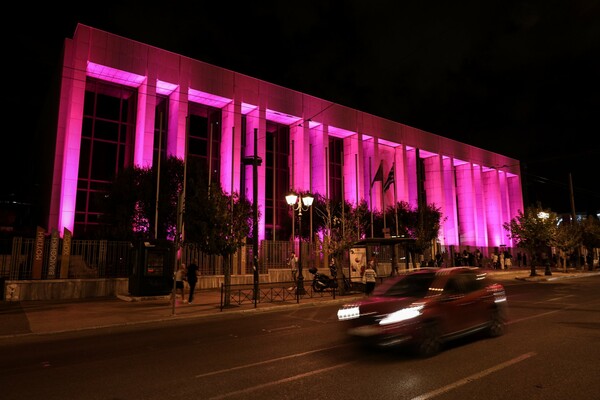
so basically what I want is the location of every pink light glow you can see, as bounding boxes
[156,80,178,95]
[188,88,232,108]
[265,109,301,125]
[241,102,257,114]
[328,126,355,138]
[87,62,145,87]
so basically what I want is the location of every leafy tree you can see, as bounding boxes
[312,196,370,293]
[503,205,559,276]
[552,221,582,272]
[97,165,154,241]
[184,180,254,306]
[374,201,442,267]
[412,203,444,258]
[580,215,600,270]
[97,156,183,241]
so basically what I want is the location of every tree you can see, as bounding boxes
[98,156,184,241]
[552,221,582,272]
[503,205,559,276]
[97,165,154,241]
[312,196,370,293]
[184,180,254,306]
[580,215,600,270]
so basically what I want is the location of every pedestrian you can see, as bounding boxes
[186,262,199,304]
[474,248,482,267]
[362,261,377,295]
[504,251,512,269]
[492,252,499,269]
[329,257,337,277]
[288,251,298,284]
[368,255,377,273]
[173,264,186,302]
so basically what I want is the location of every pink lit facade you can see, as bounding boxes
[49,24,523,249]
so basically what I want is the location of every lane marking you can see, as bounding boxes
[207,362,354,400]
[194,344,348,378]
[411,352,536,400]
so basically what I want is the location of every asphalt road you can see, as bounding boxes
[1,275,599,400]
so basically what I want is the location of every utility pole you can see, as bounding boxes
[243,128,262,306]
[569,173,581,269]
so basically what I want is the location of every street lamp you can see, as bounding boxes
[286,192,314,295]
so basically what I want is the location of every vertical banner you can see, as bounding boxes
[350,247,367,282]
[47,229,60,278]
[60,228,72,279]
[32,226,45,279]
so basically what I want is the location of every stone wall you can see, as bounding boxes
[2,269,297,302]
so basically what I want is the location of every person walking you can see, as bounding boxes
[186,262,199,304]
[362,262,377,295]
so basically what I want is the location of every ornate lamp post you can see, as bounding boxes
[286,192,314,295]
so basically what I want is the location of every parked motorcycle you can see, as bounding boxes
[308,266,338,292]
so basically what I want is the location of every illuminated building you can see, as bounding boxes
[49,24,522,249]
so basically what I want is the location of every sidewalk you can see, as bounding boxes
[1,268,597,340]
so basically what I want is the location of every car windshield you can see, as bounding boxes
[375,272,436,298]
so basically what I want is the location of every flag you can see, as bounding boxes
[384,164,395,191]
[371,161,383,188]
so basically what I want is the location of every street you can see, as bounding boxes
[1,276,599,400]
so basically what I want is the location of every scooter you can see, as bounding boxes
[308,266,337,292]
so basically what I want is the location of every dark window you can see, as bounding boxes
[264,121,290,240]
[187,102,221,185]
[76,78,136,237]
[153,95,169,168]
[329,137,343,203]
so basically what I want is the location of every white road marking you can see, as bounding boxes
[194,344,348,378]
[206,362,354,400]
[410,352,536,400]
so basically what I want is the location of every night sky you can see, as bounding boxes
[4,1,599,219]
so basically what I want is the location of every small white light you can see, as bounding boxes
[337,306,360,321]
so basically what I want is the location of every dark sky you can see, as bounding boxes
[4,1,600,216]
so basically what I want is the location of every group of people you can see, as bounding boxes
[173,262,200,304]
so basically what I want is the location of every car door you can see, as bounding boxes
[439,271,485,334]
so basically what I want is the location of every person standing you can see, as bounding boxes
[288,251,298,284]
[173,264,186,302]
[186,262,199,304]
[504,251,512,269]
[362,262,377,295]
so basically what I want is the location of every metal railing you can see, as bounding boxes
[220,281,338,310]
[0,237,320,281]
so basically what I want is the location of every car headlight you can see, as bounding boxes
[337,306,360,321]
[379,305,424,326]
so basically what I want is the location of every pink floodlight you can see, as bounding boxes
[188,88,232,108]
[87,62,145,87]
[156,80,178,96]
[266,109,301,125]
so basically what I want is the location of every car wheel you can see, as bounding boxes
[487,308,506,337]
[415,322,441,358]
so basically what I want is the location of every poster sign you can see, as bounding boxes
[32,226,45,279]
[47,229,59,278]
[349,247,366,282]
[60,228,72,279]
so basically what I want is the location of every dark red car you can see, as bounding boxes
[337,267,508,357]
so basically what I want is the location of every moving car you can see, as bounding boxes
[337,267,508,357]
